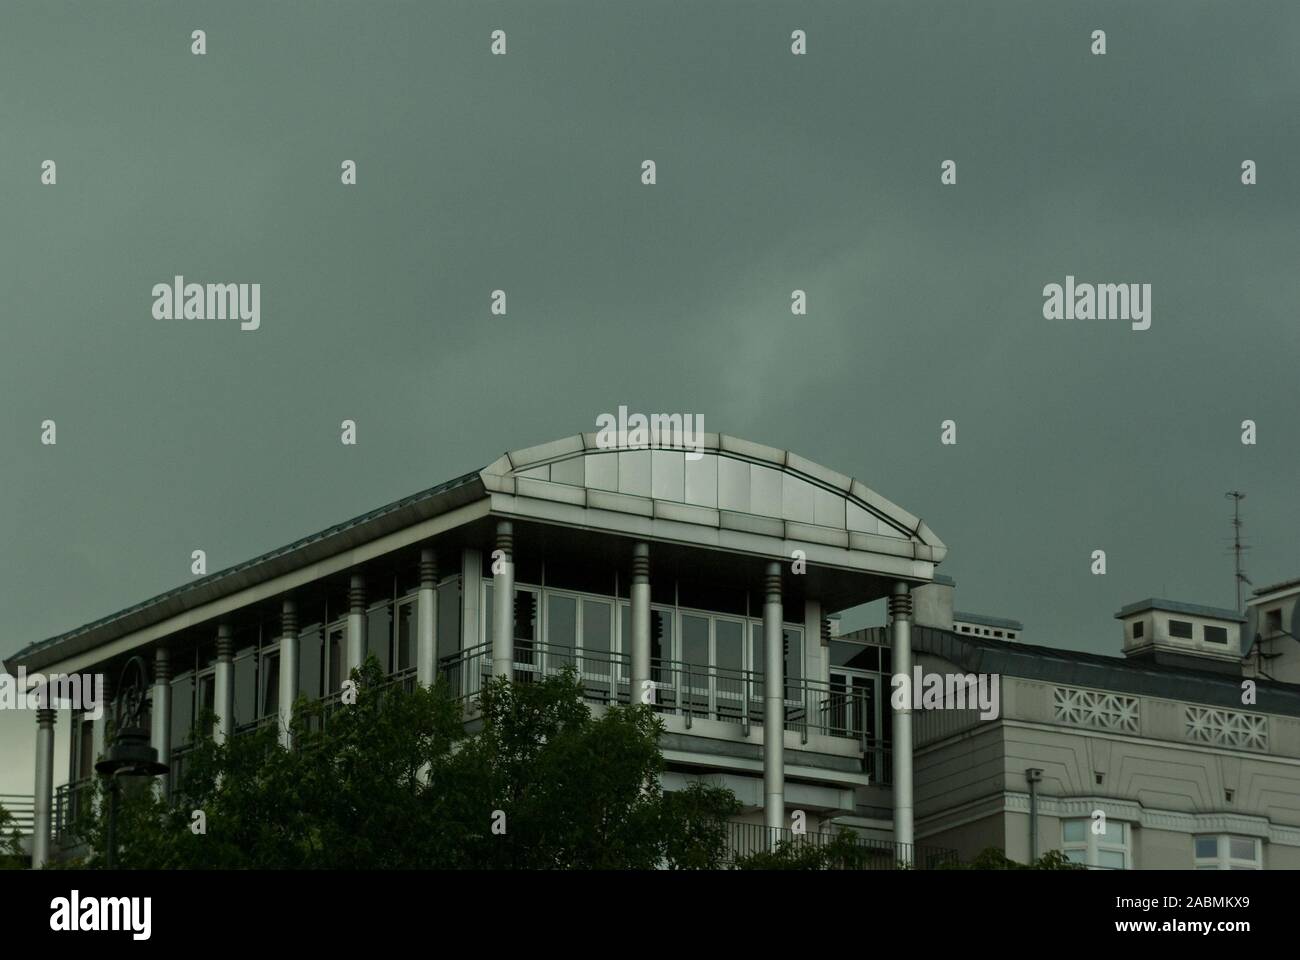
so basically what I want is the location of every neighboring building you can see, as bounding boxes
[8,431,1299,870]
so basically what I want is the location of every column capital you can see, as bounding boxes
[631,541,650,582]
[889,581,913,619]
[215,622,234,660]
[35,707,57,726]
[349,574,365,613]
[763,561,782,598]
[495,519,513,557]
[153,646,172,684]
[281,597,298,636]
[419,548,438,588]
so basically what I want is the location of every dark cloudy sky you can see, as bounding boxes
[2,2,1298,783]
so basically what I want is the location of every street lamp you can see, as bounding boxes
[93,656,168,869]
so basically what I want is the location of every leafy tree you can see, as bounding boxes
[0,803,24,869]
[59,659,739,869]
[939,847,1082,870]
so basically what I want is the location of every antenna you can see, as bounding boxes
[1225,491,1250,612]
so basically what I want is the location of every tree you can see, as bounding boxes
[939,847,1083,870]
[59,659,739,869]
[0,803,24,869]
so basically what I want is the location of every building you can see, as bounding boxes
[7,431,1299,869]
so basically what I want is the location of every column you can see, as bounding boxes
[890,581,914,864]
[32,707,56,869]
[763,561,784,834]
[151,647,172,795]
[91,674,113,769]
[214,623,234,743]
[417,548,438,686]
[279,598,298,748]
[346,574,366,674]
[630,543,651,706]
[491,520,514,679]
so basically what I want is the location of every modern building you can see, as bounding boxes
[7,431,1299,870]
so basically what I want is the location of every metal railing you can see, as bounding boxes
[724,820,959,869]
[0,793,34,836]
[437,642,889,757]
[53,779,94,847]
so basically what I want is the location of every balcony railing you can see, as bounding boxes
[0,793,34,836]
[53,778,94,848]
[723,820,959,869]
[437,642,889,764]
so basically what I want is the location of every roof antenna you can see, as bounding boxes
[1225,491,1251,612]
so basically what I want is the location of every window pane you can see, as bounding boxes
[171,674,194,747]
[233,652,256,727]
[396,603,415,672]
[1063,820,1085,843]
[1103,820,1124,842]
[548,594,577,670]
[581,599,611,676]
[1098,849,1126,869]
[483,582,493,644]
[261,654,280,717]
[682,615,709,670]
[437,579,461,661]
[716,620,743,673]
[1229,837,1256,861]
[299,625,323,699]
[1064,849,1085,863]
[1169,619,1193,639]
[367,603,393,672]
[1194,836,1218,859]
[326,626,345,693]
[197,674,215,730]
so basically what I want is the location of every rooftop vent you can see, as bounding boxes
[1115,598,1244,675]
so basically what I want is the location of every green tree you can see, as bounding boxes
[60,659,739,869]
[939,847,1082,870]
[0,803,24,869]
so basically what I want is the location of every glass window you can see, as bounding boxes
[1204,625,1228,645]
[547,594,577,670]
[1169,619,1193,639]
[261,653,280,718]
[715,619,744,673]
[324,625,345,693]
[395,602,415,672]
[299,625,324,699]
[233,649,256,727]
[1194,836,1218,859]
[169,673,193,746]
[1229,836,1257,861]
[581,599,612,676]
[1063,820,1086,843]
[437,578,461,660]
[682,615,709,672]
[1132,620,1144,639]
[367,603,393,672]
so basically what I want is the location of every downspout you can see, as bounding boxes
[1026,768,1043,863]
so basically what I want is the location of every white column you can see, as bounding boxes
[346,574,366,674]
[278,598,298,748]
[214,623,234,743]
[151,647,172,796]
[32,707,56,869]
[417,548,438,686]
[763,561,785,834]
[890,581,914,864]
[491,521,515,680]
[630,543,651,706]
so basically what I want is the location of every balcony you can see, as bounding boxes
[723,820,959,869]
[438,641,889,777]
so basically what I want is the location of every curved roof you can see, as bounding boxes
[480,432,945,566]
[11,432,944,672]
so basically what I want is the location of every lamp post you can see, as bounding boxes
[93,656,168,869]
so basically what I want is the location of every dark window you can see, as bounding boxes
[233,650,256,726]
[1266,609,1283,635]
[1204,625,1228,644]
[830,640,879,671]
[395,602,415,671]
[170,674,195,747]
[1008,632,1017,639]
[367,603,393,672]
[299,625,324,698]
[1132,620,1144,639]
[437,579,461,662]
[994,630,1003,638]
[1169,619,1193,639]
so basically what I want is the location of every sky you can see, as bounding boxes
[2,1,1298,791]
